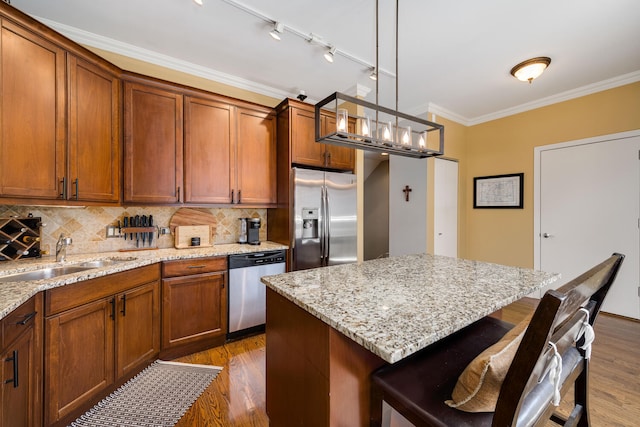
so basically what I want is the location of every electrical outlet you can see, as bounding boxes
[159,227,171,235]
[105,225,122,238]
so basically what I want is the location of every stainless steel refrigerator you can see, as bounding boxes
[293,167,357,271]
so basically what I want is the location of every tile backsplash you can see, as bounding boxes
[0,205,267,258]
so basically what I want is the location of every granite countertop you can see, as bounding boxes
[0,241,287,320]
[261,253,560,363]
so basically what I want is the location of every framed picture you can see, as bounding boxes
[473,173,523,209]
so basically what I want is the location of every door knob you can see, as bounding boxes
[542,233,553,238]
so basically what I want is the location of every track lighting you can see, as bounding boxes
[269,21,284,40]
[369,68,378,80]
[324,46,336,63]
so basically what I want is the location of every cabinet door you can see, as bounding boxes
[116,281,160,379]
[184,96,234,204]
[45,299,114,425]
[322,113,355,171]
[67,56,121,203]
[123,81,183,203]
[0,19,65,199]
[161,271,227,351]
[2,327,36,427]
[236,107,277,205]
[290,107,325,168]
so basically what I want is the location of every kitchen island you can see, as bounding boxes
[261,253,560,426]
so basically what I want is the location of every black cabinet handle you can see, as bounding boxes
[176,186,181,203]
[16,311,36,326]
[59,177,67,199]
[187,265,205,269]
[120,294,127,316]
[231,189,235,204]
[110,297,116,320]
[237,189,241,204]
[4,350,18,388]
[73,178,79,200]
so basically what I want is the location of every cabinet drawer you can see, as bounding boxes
[162,256,227,278]
[2,295,37,349]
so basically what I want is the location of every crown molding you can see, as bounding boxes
[467,70,640,126]
[36,16,291,101]
[37,16,640,128]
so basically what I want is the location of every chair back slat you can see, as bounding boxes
[493,253,624,427]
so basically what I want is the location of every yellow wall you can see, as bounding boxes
[463,82,640,268]
[87,46,281,107]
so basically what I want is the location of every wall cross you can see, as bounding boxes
[403,185,412,202]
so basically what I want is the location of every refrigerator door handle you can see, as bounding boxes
[320,185,325,264]
[325,185,331,265]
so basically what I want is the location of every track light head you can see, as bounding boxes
[324,46,336,63]
[369,68,377,80]
[297,90,307,102]
[269,21,284,40]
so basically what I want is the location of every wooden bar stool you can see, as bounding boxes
[370,253,624,427]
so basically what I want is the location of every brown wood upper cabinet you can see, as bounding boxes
[0,14,121,204]
[123,79,184,204]
[278,99,355,172]
[184,95,276,206]
[67,56,121,203]
[0,18,66,200]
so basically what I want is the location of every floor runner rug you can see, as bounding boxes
[70,360,222,427]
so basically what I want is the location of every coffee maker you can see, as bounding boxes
[247,218,261,245]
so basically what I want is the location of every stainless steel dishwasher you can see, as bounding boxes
[228,250,286,340]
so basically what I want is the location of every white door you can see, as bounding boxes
[434,158,458,257]
[536,131,640,319]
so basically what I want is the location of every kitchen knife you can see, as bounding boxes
[134,215,140,247]
[148,215,153,247]
[123,217,128,240]
[129,216,134,241]
[141,215,147,246]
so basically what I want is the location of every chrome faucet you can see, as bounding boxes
[56,234,73,262]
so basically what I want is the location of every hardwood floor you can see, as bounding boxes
[173,299,640,426]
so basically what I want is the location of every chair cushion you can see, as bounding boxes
[445,314,531,412]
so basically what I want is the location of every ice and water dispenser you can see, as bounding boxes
[301,208,319,239]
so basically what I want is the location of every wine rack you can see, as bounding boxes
[0,217,42,261]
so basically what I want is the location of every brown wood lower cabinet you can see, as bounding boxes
[1,294,42,427]
[44,264,160,426]
[161,257,227,359]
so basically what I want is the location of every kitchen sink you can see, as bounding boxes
[0,265,96,283]
[78,257,137,268]
[0,257,137,283]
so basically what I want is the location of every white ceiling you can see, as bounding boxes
[9,0,640,125]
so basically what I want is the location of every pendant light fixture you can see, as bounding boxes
[314,0,444,159]
[510,57,551,83]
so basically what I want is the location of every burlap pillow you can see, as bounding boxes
[445,315,531,412]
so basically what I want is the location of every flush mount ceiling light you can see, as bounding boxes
[324,46,336,63]
[269,21,284,40]
[315,0,444,159]
[510,57,551,83]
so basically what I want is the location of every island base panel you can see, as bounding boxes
[266,288,385,426]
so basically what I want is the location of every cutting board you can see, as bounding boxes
[169,208,216,243]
